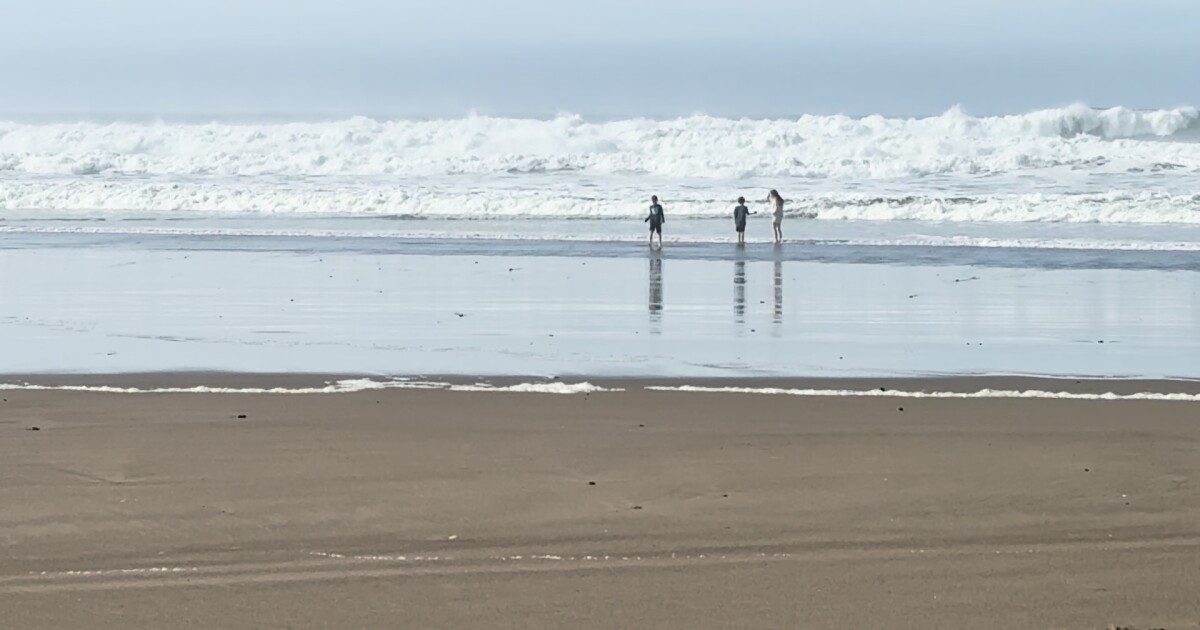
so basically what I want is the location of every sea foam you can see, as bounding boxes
[1,380,1194,401]
[0,379,616,395]
[645,385,1200,402]
[2,106,1196,180]
[3,105,1199,224]
[3,183,1200,225]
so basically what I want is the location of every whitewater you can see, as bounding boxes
[2,104,1200,230]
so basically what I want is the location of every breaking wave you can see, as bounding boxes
[3,105,1200,225]
[1,104,1197,181]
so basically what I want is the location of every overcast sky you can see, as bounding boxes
[3,0,1198,118]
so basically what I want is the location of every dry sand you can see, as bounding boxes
[1,381,1198,628]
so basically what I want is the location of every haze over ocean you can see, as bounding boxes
[3,0,1199,118]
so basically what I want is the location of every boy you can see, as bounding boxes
[644,195,665,248]
[733,196,753,244]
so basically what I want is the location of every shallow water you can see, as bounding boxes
[2,232,1196,377]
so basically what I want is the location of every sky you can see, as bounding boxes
[2,0,1199,118]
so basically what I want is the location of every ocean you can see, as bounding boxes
[3,105,1200,223]
[2,105,1199,377]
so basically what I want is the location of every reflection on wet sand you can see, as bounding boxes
[649,256,663,334]
[774,259,783,326]
[734,259,746,324]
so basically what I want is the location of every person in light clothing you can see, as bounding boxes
[768,189,785,244]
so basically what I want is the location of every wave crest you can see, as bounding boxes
[2,105,1198,181]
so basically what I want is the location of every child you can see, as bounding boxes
[733,196,753,244]
[644,195,665,248]
[768,189,785,244]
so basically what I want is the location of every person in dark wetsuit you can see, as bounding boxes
[644,195,665,248]
[733,196,754,244]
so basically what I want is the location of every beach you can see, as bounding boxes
[4,107,1200,628]
[2,381,1199,628]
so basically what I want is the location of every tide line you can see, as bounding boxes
[644,385,1200,402]
[0,379,617,395]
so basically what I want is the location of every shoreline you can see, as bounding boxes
[7,228,1200,271]
[4,372,1200,396]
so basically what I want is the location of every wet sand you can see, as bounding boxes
[2,382,1199,628]
[5,246,1200,378]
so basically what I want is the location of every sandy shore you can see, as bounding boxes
[2,381,1198,628]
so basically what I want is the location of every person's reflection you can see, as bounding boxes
[734,259,746,324]
[648,256,663,334]
[773,259,784,326]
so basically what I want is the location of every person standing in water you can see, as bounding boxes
[644,195,665,248]
[733,196,754,245]
[768,189,785,244]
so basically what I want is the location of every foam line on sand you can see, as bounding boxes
[644,385,1200,401]
[0,379,617,395]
